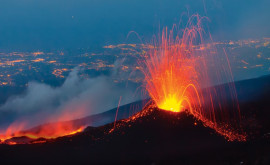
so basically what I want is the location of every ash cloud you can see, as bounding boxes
[0,66,142,132]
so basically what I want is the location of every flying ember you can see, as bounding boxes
[140,16,202,113]
[139,15,246,141]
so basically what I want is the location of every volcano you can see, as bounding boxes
[0,75,270,164]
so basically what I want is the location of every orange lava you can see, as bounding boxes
[0,122,85,144]
[0,109,87,144]
[140,17,202,113]
[139,15,246,141]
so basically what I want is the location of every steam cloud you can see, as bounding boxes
[0,67,142,132]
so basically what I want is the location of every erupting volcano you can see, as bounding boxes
[0,15,247,144]
[139,15,246,141]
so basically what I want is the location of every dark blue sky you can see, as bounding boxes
[0,0,269,50]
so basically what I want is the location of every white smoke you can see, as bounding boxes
[0,67,142,131]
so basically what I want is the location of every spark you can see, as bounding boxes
[139,15,246,141]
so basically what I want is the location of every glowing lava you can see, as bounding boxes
[158,94,183,112]
[0,110,87,144]
[140,23,201,114]
[0,122,85,144]
[139,15,246,141]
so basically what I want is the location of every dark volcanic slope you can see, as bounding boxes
[0,99,146,144]
[0,75,269,164]
[0,106,270,165]
[8,75,269,144]
[24,99,146,134]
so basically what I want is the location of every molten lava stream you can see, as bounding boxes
[0,105,88,144]
[0,121,85,144]
[139,14,246,141]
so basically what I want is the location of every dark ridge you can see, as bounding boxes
[4,74,269,143]
[0,102,270,164]
[0,75,269,164]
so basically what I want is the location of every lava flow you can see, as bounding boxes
[0,122,85,144]
[0,111,86,144]
[139,15,246,141]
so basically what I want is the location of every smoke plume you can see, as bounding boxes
[0,67,141,132]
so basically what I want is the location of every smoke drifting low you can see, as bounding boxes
[0,67,142,132]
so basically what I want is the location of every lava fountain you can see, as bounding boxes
[139,15,246,141]
[141,29,201,113]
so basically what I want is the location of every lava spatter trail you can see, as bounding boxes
[138,15,246,141]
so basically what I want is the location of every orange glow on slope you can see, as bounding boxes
[139,15,246,141]
[0,108,87,144]
[0,123,85,143]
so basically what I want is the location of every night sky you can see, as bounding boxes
[0,0,269,50]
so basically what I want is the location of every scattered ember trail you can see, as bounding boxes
[111,96,122,132]
[139,15,246,141]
